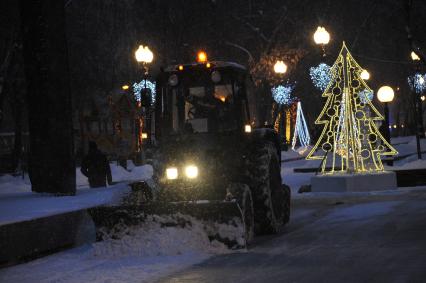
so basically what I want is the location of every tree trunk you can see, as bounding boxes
[19,0,76,195]
[12,82,23,172]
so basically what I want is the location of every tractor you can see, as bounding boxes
[89,59,290,248]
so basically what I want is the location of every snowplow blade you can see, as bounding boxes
[88,201,247,249]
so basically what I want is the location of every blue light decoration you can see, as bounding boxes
[271,83,295,105]
[309,63,332,91]
[292,101,311,150]
[359,89,374,104]
[133,80,156,104]
[407,73,426,94]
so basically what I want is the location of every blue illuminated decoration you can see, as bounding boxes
[309,63,332,91]
[133,80,156,104]
[408,73,426,94]
[292,101,310,150]
[271,83,295,105]
[359,89,374,104]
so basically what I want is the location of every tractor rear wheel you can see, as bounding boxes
[247,141,286,234]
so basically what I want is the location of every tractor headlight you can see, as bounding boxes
[185,165,198,179]
[166,167,178,180]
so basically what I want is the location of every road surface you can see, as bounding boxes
[156,189,426,283]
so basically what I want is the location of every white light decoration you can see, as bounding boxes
[292,101,311,150]
[271,83,295,105]
[135,45,154,63]
[359,89,374,103]
[360,69,370,80]
[377,86,394,102]
[313,26,330,45]
[274,60,287,74]
[408,73,426,94]
[133,80,156,104]
[309,63,332,91]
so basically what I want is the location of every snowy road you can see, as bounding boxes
[156,189,426,283]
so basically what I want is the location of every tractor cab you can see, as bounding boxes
[155,61,257,140]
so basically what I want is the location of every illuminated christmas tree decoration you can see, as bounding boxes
[133,80,156,104]
[408,73,426,94]
[306,42,397,174]
[271,83,295,105]
[309,63,332,91]
[292,101,311,150]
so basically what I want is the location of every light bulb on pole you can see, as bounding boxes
[313,26,330,56]
[135,45,154,64]
[274,60,287,74]
[411,51,420,61]
[378,86,394,143]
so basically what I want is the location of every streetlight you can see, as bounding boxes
[411,51,420,61]
[313,26,330,56]
[274,60,287,74]
[377,86,394,143]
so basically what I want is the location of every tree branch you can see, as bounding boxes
[232,15,269,43]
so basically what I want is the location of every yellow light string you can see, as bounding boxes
[306,42,398,174]
[285,109,291,143]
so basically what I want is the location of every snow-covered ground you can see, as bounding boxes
[0,216,230,283]
[1,136,426,282]
[0,163,153,225]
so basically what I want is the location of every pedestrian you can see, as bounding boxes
[81,141,112,188]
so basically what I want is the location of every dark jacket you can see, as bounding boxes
[81,149,112,188]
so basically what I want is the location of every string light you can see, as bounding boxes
[309,63,332,91]
[271,83,295,105]
[306,42,397,174]
[292,101,311,150]
[407,73,426,94]
[133,80,156,104]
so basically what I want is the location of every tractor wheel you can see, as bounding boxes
[247,141,286,234]
[281,184,291,224]
[227,183,254,246]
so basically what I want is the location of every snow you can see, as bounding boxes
[321,201,402,224]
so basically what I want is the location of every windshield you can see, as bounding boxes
[169,83,236,134]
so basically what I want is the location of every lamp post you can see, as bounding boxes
[273,60,289,148]
[410,51,425,139]
[377,86,394,144]
[134,45,154,161]
[313,26,330,56]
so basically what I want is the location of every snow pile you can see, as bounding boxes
[0,174,31,194]
[0,162,153,195]
[0,225,228,283]
[93,214,230,259]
